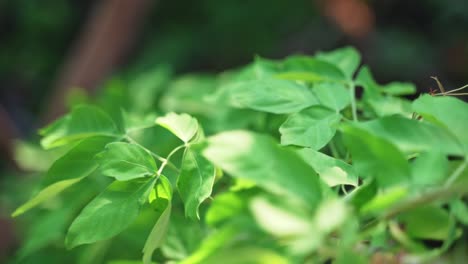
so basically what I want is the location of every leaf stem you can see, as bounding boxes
[157,144,186,176]
[444,160,467,188]
[125,135,181,174]
[348,81,358,122]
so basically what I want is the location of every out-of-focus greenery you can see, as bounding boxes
[5,46,468,264]
[1,1,468,263]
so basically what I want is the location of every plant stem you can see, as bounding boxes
[348,81,358,122]
[329,140,340,159]
[125,135,181,174]
[444,160,467,188]
[157,144,186,176]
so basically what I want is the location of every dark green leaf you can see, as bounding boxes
[12,178,85,217]
[178,148,216,219]
[66,177,157,248]
[341,124,411,187]
[346,179,378,210]
[43,136,115,187]
[13,137,114,217]
[96,142,157,181]
[203,131,322,207]
[398,205,453,240]
[280,106,341,149]
[40,105,120,149]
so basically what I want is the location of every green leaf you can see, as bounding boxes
[12,178,84,217]
[250,196,312,237]
[341,124,411,187]
[96,142,157,181]
[43,136,115,187]
[356,115,464,156]
[203,131,322,207]
[281,56,346,82]
[279,106,341,150]
[223,79,318,114]
[66,177,157,248]
[17,207,73,258]
[398,205,453,240]
[129,66,171,114]
[159,75,218,116]
[346,179,378,210]
[313,82,351,112]
[451,199,468,225]
[178,148,216,219]
[204,247,289,264]
[40,105,120,149]
[316,46,361,79]
[143,176,173,264]
[413,94,468,151]
[356,67,415,117]
[411,151,448,188]
[382,82,416,96]
[296,148,358,187]
[356,66,415,96]
[360,186,409,215]
[13,136,114,217]
[156,112,199,143]
[206,191,250,227]
[180,225,238,264]
[123,111,158,132]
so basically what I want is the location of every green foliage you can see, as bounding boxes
[12,46,468,263]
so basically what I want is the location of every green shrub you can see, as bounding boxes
[13,47,468,263]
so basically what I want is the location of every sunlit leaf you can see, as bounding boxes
[203,131,322,207]
[156,112,199,143]
[316,46,361,79]
[297,148,358,187]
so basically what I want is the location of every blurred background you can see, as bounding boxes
[1,0,467,262]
